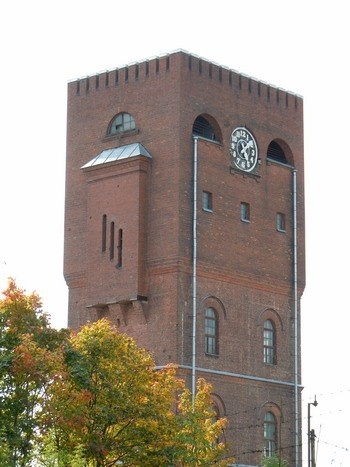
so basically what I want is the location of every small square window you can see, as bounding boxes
[202,191,213,212]
[240,202,250,222]
[276,212,286,232]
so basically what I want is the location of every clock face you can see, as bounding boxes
[230,127,258,172]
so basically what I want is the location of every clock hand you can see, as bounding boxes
[240,140,253,160]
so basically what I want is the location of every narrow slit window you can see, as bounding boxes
[276,212,286,232]
[264,320,276,365]
[240,202,250,222]
[102,215,107,252]
[205,307,218,355]
[264,412,277,457]
[110,222,115,261]
[202,191,213,212]
[117,229,123,268]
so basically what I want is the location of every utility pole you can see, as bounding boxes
[310,429,316,467]
[308,396,318,467]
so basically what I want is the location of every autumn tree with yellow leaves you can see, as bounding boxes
[0,280,233,466]
[0,279,68,466]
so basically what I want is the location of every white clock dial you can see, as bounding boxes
[230,127,258,172]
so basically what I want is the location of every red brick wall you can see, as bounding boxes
[64,50,304,465]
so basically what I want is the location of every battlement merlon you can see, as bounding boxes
[67,49,303,110]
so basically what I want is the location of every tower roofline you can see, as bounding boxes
[68,49,303,100]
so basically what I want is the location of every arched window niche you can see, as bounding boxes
[259,402,283,459]
[192,114,222,143]
[108,112,136,136]
[205,307,218,355]
[201,296,226,357]
[258,308,284,366]
[263,319,276,365]
[266,139,294,166]
[264,411,277,457]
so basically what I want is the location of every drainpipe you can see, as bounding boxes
[192,136,198,404]
[292,168,299,466]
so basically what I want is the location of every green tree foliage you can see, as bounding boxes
[173,378,230,466]
[262,456,288,467]
[1,280,232,466]
[41,319,232,466]
[0,278,68,466]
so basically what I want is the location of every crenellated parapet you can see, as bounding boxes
[69,49,302,110]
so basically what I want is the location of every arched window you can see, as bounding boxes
[264,319,276,364]
[193,115,222,142]
[108,112,135,135]
[264,412,277,457]
[267,140,287,163]
[205,307,218,355]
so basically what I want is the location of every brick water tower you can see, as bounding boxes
[64,50,305,466]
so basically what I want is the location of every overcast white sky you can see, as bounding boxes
[1,1,349,465]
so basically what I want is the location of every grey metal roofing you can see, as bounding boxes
[81,142,152,169]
